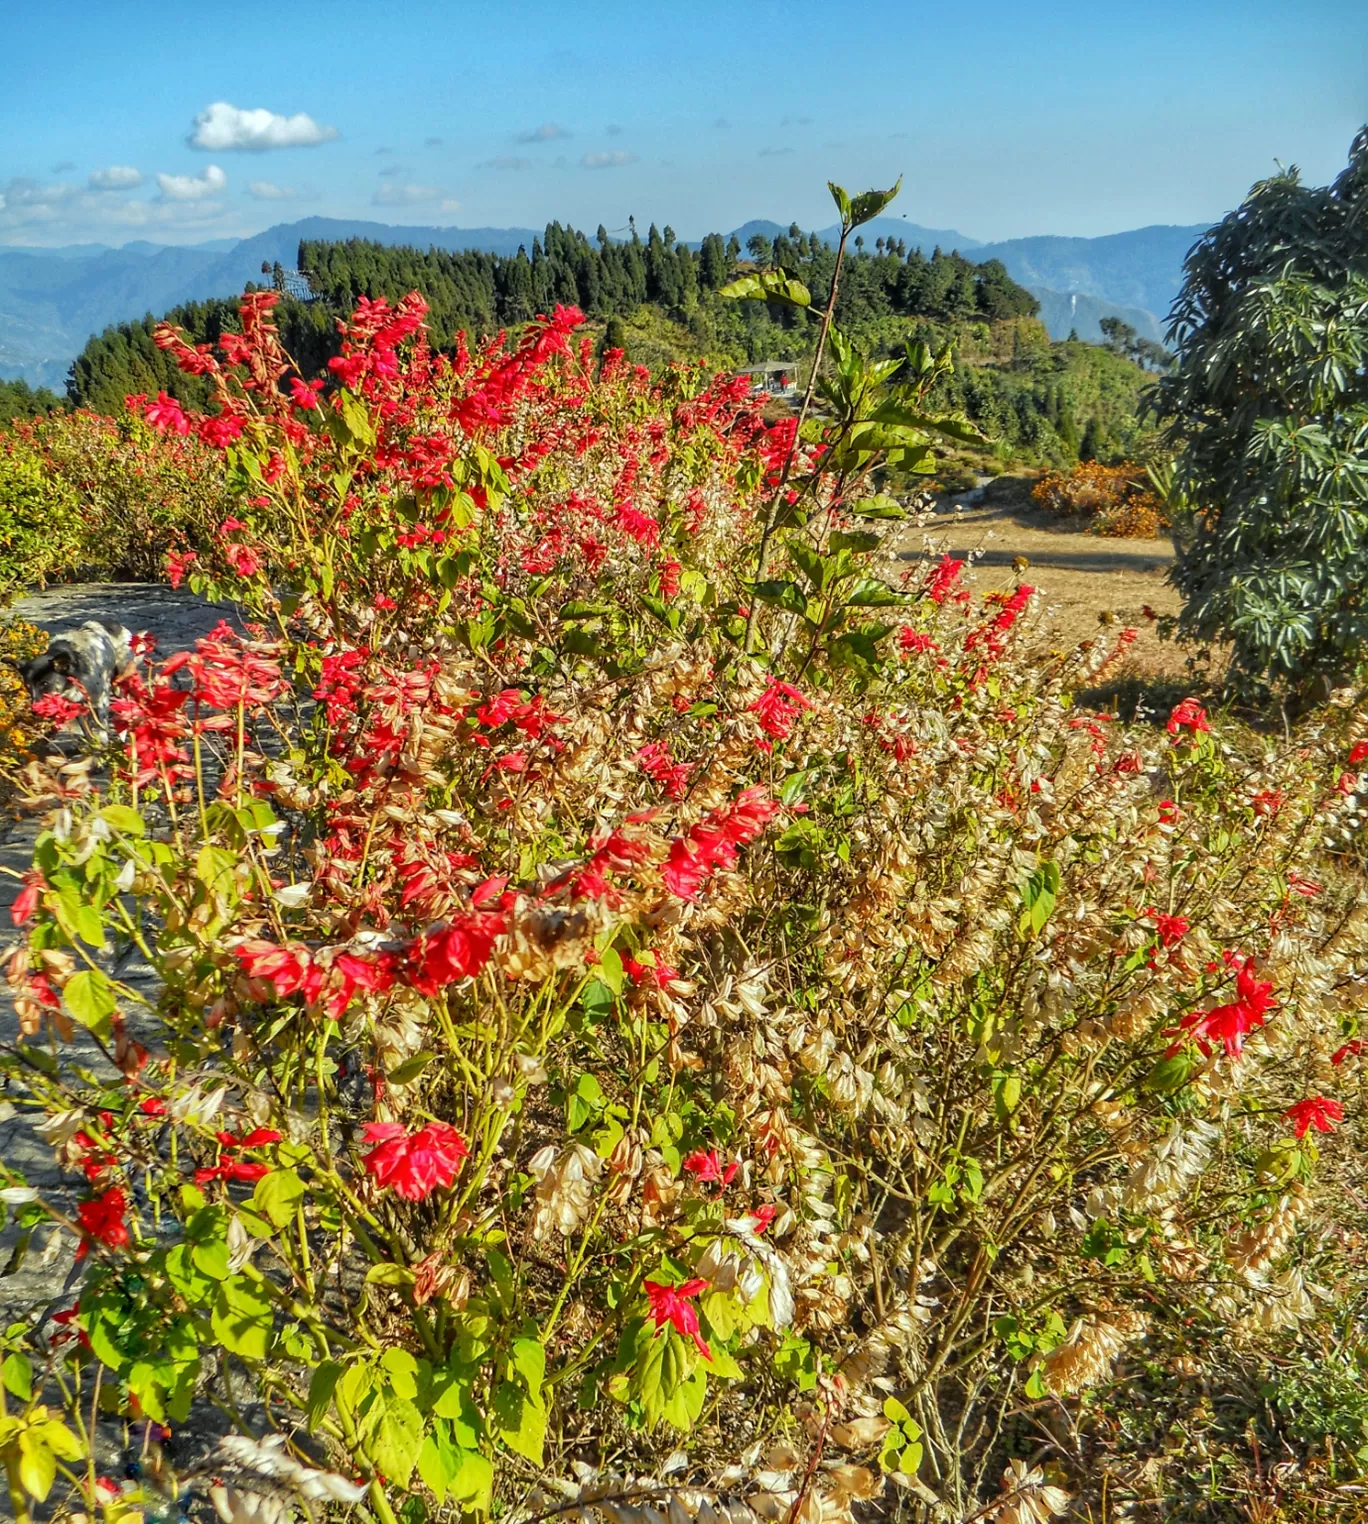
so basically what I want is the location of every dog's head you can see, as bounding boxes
[11,649,81,705]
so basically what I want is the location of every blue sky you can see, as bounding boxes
[2,0,1365,247]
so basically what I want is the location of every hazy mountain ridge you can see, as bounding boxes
[0,214,1209,389]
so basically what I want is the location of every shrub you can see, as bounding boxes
[0,437,85,602]
[0,409,228,599]
[0,264,1365,1524]
[1032,461,1167,537]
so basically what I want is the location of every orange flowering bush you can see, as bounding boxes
[0,269,1365,1524]
[0,620,49,806]
[1032,461,1167,538]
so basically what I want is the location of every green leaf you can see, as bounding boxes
[191,1237,230,1282]
[386,1051,435,1086]
[847,178,903,230]
[418,1429,458,1504]
[898,1440,924,1475]
[52,888,105,949]
[492,1380,546,1465]
[597,946,624,997]
[17,1431,56,1502]
[98,804,145,837]
[1019,860,1061,935]
[842,578,909,608]
[828,183,853,225]
[786,537,829,592]
[1,1353,32,1402]
[848,495,908,521]
[829,531,881,554]
[195,844,239,904]
[37,1418,83,1463]
[718,271,811,307]
[366,1262,418,1288]
[63,969,117,1036]
[211,1276,274,1361]
[511,1337,547,1398]
[750,579,809,618]
[307,1362,342,1428]
[450,1447,494,1509]
[250,1167,306,1229]
[366,1393,425,1490]
[382,1348,420,1400]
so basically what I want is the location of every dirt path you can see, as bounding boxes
[896,479,1189,680]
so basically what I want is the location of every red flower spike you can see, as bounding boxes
[1284,1096,1343,1140]
[643,1277,711,1359]
[1167,698,1210,738]
[1167,954,1277,1059]
[682,1149,739,1188]
[362,1121,469,1201]
[76,1187,130,1258]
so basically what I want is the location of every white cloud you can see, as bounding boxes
[246,179,307,201]
[480,155,531,171]
[517,122,570,143]
[88,165,143,191]
[0,174,233,243]
[188,102,339,152]
[582,150,638,169]
[0,177,81,228]
[157,165,228,201]
[371,183,458,208]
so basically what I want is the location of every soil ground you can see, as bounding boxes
[897,475,1195,688]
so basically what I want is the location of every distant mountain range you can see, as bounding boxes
[0,214,1208,390]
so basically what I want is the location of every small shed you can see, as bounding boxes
[737,362,799,398]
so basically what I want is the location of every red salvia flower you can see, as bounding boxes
[144,392,190,436]
[1168,954,1276,1059]
[1167,698,1210,737]
[749,677,812,743]
[10,871,44,927]
[643,1277,711,1359]
[683,1149,739,1188]
[361,1121,469,1200]
[1284,1096,1343,1140]
[76,1188,130,1258]
[924,555,964,604]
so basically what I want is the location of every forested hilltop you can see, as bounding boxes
[65,222,1158,469]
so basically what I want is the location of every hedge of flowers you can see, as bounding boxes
[0,267,1365,1524]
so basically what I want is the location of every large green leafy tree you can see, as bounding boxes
[1155,128,1368,694]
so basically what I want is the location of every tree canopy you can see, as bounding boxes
[65,224,1038,414]
[1154,127,1368,693]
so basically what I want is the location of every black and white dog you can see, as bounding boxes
[13,621,135,742]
